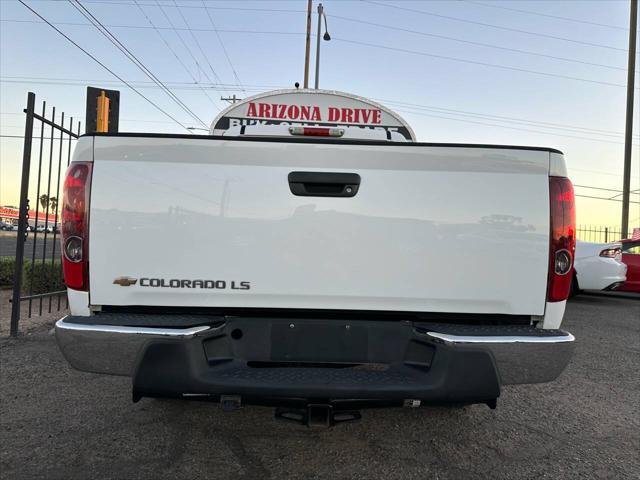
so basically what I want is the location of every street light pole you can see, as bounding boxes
[621,0,638,239]
[314,3,330,89]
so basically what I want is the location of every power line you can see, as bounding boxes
[0,18,305,36]
[364,0,628,52]
[201,0,245,93]
[80,1,305,14]
[576,194,639,204]
[133,0,221,112]
[16,1,193,132]
[392,106,640,146]
[69,0,208,127]
[0,134,46,139]
[0,79,269,93]
[7,15,626,88]
[574,185,635,193]
[329,14,630,72]
[0,75,281,90]
[3,98,639,148]
[608,189,640,200]
[570,167,640,180]
[1,118,194,125]
[377,98,639,138]
[153,0,222,88]
[4,14,630,73]
[2,74,636,141]
[463,0,628,31]
[334,37,631,89]
[170,0,224,87]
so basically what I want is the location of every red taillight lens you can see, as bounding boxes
[547,176,576,302]
[61,162,92,291]
[599,248,621,258]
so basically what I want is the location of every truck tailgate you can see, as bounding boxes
[88,136,550,315]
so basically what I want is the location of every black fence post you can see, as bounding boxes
[10,92,36,337]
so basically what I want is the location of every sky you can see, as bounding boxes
[0,0,638,229]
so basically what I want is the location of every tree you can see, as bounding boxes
[49,197,57,212]
[39,194,49,210]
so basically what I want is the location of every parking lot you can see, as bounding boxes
[0,230,59,258]
[1,294,638,480]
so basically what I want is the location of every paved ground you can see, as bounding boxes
[1,295,638,479]
[0,231,59,258]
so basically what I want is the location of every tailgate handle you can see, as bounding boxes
[288,171,361,197]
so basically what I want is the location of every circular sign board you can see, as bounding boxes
[210,89,416,141]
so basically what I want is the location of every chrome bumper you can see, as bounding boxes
[55,317,575,385]
[55,318,211,376]
[425,330,575,384]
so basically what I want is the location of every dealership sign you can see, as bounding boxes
[0,206,58,224]
[210,89,416,141]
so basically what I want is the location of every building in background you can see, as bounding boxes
[0,205,58,228]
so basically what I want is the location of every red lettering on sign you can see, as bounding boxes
[341,108,354,123]
[240,103,381,124]
[287,105,300,119]
[328,107,339,122]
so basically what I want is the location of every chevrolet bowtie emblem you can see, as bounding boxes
[113,277,138,287]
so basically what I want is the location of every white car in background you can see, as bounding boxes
[572,241,627,296]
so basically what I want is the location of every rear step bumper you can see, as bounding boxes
[55,316,574,404]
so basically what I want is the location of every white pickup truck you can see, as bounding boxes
[55,126,576,425]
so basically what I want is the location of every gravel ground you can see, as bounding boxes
[1,295,638,480]
[0,289,68,337]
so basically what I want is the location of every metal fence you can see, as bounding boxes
[576,225,623,244]
[9,92,81,336]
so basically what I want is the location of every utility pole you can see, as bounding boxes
[220,94,241,104]
[303,0,312,88]
[621,0,638,239]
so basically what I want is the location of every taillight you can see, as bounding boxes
[547,176,576,302]
[288,126,344,137]
[599,247,621,258]
[61,162,92,291]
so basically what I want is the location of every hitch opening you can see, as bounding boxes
[275,404,362,427]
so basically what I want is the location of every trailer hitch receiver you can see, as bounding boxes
[275,404,361,427]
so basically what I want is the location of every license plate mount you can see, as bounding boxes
[270,321,369,363]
